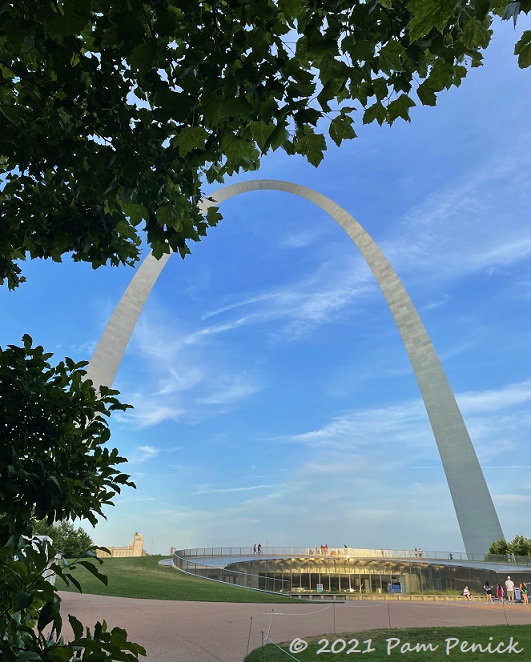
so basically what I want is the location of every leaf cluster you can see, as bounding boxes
[0,335,133,542]
[0,336,144,660]
[1,0,528,288]
[0,537,146,661]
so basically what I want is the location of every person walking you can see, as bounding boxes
[484,581,494,603]
[497,583,505,604]
[520,580,528,605]
[505,576,515,604]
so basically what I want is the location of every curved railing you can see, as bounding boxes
[172,549,289,593]
[175,546,531,566]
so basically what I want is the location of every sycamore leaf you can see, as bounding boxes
[329,114,357,147]
[317,78,342,111]
[172,126,208,157]
[407,0,456,42]
[515,30,531,68]
[462,19,491,49]
[363,101,387,125]
[156,205,179,227]
[206,206,222,227]
[121,203,147,226]
[416,81,437,106]
[249,121,276,152]
[295,130,326,167]
[130,39,158,75]
[387,94,416,123]
[279,0,304,23]
[266,123,288,151]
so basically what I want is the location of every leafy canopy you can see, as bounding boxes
[1,0,529,289]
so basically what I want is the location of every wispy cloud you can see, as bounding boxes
[457,379,531,412]
[202,253,375,343]
[127,445,160,463]
[190,484,278,496]
[382,131,531,283]
[117,496,156,504]
[279,380,531,474]
[197,374,260,405]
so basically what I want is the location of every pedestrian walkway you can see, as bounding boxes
[59,592,531,662]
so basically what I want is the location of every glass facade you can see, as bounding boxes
[173,547,531,597]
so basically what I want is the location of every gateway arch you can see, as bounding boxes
[85,179,503,556]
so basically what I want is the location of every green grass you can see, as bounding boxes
[58,556,301,603]
[244,625,531,661]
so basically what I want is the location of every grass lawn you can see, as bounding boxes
[244,625,531,660]
[58,555,301,603]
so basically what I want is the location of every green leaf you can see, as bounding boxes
[317,78,342,111]
[45,14,86,38]
[76,559,109,585]
[156,205,179,227]
[294,130,326,167]
[37,601,61,633]
[387,94,416,123]
[172,126,208,157]
[378,41,405,74]
[363,101,387,125]
[407,0,456,42]
[475,0,492,21]
[279,0,304,23]
[329,114,357,147]
[206,206,222,227]
[121,203,148,227]
[62,572,83,593]
[372,77,389,102]
[249,121,275,152]
[68,614,84,640]
[222,137,258,166]
[416,81,437,106]
[130,39,158,75]
[515,30,531,68]
[13,590,33,611]
[462,19,491,49]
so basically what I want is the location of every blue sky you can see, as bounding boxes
[2,19,531,556]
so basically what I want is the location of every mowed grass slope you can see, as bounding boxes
[59,556,300,603]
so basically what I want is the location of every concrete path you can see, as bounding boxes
[59,593,531,662]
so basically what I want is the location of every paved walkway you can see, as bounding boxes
[59,593,531,662]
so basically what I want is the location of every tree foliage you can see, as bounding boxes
[1,0,529,289]
[32,520,94,559]
[0,336,144,660]
[489,535,531,556]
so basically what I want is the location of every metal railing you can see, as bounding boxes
[175,546,531,567]
[172,551,290,593]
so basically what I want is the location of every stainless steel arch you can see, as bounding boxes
[86,179,503,555]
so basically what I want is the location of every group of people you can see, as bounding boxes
[413,548,423,558]
[252,543,262,555]
[464,576,528,604]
